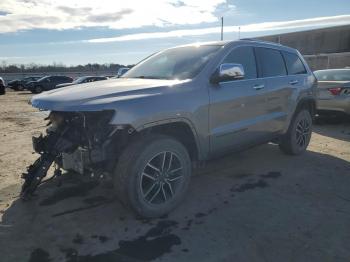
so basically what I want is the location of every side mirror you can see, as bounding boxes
[210,63,245,84]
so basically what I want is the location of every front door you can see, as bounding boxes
[209,46,268,154]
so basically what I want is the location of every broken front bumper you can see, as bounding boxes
[62,148,88,174]
[62,146,109,175]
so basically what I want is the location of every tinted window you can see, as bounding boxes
[283,52,306,75]
[314,70,350,81]
[223,46,257,79]
[256,47,287,77]
[51,76,61,81]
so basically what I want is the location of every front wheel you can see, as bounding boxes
[279,109,313,155]
[114,134,192,218]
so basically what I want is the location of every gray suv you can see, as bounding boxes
[23,40,317,218]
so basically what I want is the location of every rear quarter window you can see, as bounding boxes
[282,52,306,75]
[255,47,287,77]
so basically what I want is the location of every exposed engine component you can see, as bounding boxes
[21,110,118,199]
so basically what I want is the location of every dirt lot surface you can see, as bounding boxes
[0,91,349,262]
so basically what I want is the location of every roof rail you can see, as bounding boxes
[240,38,282,46]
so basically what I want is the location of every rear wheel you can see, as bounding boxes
[279,109,312,155]
[114,134,192,218]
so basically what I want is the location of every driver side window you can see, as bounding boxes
[223,46,257,80]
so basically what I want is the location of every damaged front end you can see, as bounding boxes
[21,110,128,199]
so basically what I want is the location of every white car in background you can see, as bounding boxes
[314,69,350,116]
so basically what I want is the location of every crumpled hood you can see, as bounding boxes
[31,78,186,111]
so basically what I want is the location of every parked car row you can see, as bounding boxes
[3,68,130,94]
[5,74,125,94]
[26,75,74,93]
[7,76,42,91]
[56,76,108,88]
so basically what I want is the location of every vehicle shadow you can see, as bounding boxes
[314,114,350,142]
[17,91,33,95]
[1,143,350,262]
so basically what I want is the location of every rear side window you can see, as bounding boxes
[283,52,306,75]
[222,46,257,79]
[255,47,287,77]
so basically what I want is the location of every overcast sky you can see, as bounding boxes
[0,0,349,65]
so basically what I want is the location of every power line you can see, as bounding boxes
[221,17,223,41]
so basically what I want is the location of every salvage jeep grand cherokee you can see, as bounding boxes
[22,40,317,218]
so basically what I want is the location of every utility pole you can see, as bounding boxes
[221,17,223,41]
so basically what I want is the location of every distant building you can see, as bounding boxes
[257,25,350,70]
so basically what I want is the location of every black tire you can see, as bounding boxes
[114,134,192,218]
[279,109,313,155]
[33,85,43,94]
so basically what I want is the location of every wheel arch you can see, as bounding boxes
[135,118,203,161]
[295,97,316,119]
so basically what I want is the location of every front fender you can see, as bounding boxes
[109,88,209,160]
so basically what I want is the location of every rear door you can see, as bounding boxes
[281,51,308,113]
[255,47,291,132]
[47,76,60,89]
[56,76,71,85]
[42,77,52,90]
[209,46,267,154]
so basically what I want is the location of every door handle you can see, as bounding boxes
[289,80,299,85]
[253,84,265,90]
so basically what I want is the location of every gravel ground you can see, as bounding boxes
[0,90,349,262]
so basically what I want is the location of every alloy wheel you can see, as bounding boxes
[140,151,183,205]
[295,117,311,148]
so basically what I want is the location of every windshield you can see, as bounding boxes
[122,45,222,80]
[314,69,350,81]
[37,76,49,82]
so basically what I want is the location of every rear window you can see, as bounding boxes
[283,52,306,75]
[255,47,287,77]
[314,70,350,81]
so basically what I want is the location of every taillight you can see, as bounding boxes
[328,87,342,95]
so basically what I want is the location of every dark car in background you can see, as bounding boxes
[8,76,42,91]
[27,75,73,93]
[314,69,350,116]
[56,76,108,88]
[0,77,5,95]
